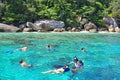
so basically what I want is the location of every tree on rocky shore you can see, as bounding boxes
[0,0,119,28]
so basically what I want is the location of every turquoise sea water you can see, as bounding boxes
[0,32,120,80]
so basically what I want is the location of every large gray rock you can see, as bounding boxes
[0,23,20,32]
[84,22,97,31]
[34,20,65,31]
[103,17,119,28]
[26,20,65,31]
[26,22,41,31]
[98,28,108,32]
[40,23,51,31]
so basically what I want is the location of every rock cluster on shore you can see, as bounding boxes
[0,23,21,32]
[0,19,120,33]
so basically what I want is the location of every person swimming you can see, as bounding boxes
[46,44,52,49]
[46,44,52,52]
[69,66,78,80]
[13,47,28,52]
[73,56,78,63]
[81,48,86,53]
[6,47,28,54]
[75,60,84,69]
[68,56,78,65]
[20,47,27,52]
[41,64,70,74]
[63,65,70,72]
[71,66,77,73]
[19,60,32,68]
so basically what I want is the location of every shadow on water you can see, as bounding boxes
[50,57,72,68]
[69,72,78,80]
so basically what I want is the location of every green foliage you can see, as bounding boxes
[0,1,5,22]
[109,0,120,17]
[112,10,120,18]
[107,0,120,25]
[0,0,119,28]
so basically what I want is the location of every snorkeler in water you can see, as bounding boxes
[13,47,28,52]
[19,60,32,68]
[69,66,78,80]
[73,56,78,63]
[6,47,28,54]
[20,47,28,52]
[41,64,70,74]
[46,44,52,52]
[74,60,84,69]
[68,56,78,65]
[81,48,86,53]
[46,44,52,49]
[71,66,77,73]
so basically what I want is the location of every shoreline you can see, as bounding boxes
[0,31,120,34]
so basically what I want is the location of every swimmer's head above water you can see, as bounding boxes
[21,47,27,51]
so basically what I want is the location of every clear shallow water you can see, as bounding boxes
[0,32,120,80]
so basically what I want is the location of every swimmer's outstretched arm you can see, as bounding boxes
[41,68,64,74]
[12,47,27,52]
[13,48,21,52]
[41,70,55,74]
[68,61,74,65]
